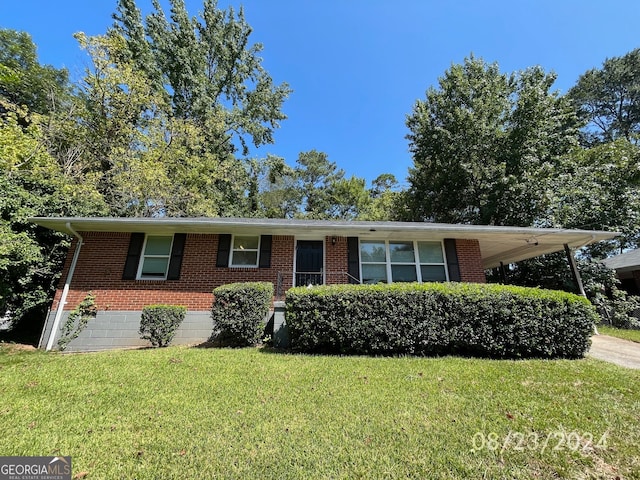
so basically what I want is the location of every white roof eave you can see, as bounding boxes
[29,217,619,269]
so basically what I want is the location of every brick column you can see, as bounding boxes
[455,239,486,283]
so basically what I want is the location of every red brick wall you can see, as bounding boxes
[325,236,350,284]
[52,232,487,312]
[53,232,294,311]
[455,239,486,283]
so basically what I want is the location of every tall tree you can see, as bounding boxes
[71,32,248,217]
[548,139,640,257]
[405,56,579,226]
[369,173,399,198]
[359,173,402,221]
[0,29,69,119]
[249,155,300,218]
[293,150,346,219]
[325,176,370,220]
[0,110,105,341]
[251,151,376,220]
[568,48,640,145]
[112,0,291,157]
[0,30,105,340]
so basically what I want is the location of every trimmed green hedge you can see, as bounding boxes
[285,283,598,358]
[211,282,274,347]
[139,304,186,348]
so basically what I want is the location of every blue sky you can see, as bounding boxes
[1,1,639,186]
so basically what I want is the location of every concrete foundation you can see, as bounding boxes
[39,310,213,352]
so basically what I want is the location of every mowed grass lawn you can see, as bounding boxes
[1,345,639,479]
[598,325,640,343]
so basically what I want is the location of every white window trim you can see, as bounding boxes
[229,234,261,268]
[136,234,174,280]
[359,239,449,284]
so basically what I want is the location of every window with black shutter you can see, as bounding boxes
[122,233,186,280]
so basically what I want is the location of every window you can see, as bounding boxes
[417,241,447,281]
[230,235,260,267]
[137,235,173,279]
[360,241,387,284]
[360,240,447,284]
[389,241,418,282]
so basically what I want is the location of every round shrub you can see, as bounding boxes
[211,282,274,347]
[139,304,187,348]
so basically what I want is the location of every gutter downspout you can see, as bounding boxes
[45,223,83,351]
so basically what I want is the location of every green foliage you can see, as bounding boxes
[594,289,640,330]
[57,292,97,351]
[0,32,105,338]
[71,32,248,217]
[0,29,69,118]
[405,55,579,226]
[580,262,640,330]
[548,139,640,256]
[113,0,291,155]
[70,0,296,218]
[249,155,301,218]
[491,252,576,293]
[0,110,105,339]
[490,256,640,330]
[139,304,186,347]
[286,283,597,358]
[211,282,273,347]
[294,150,347,219]
[568,48,640,144]
[251,150,384,220]
[359,173,403,221]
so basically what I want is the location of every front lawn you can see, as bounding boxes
[598,324,640,343]
[1,345,638,479]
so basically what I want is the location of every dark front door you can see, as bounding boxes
[295,240,324,286]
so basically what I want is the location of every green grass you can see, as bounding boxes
[1,345,639,479]
[598,324,640,343]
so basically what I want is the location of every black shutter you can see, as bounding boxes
[444,238,461,282]
[347,237,360,284]
[167,233,186,280]
[216,234,232,267]
[259,235,272,268]
[122,232,145,280]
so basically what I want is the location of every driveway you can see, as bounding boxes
[588,335,640,369]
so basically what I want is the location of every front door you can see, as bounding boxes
[295,240,324,286]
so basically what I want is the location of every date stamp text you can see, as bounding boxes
[471,429,608,454]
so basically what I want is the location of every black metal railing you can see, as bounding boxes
[295,271,323,287]
[276,271,361,298]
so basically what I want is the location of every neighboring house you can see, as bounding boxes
[602,249,640,295]
[30,217,617,352]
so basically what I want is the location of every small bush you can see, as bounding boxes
[581,261,640,330]
[211,282,274,347]
[286,283,598,358]
[139,305,186,347]
[57,292,97,351]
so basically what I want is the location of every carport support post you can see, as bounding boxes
[563,244,586,298]
[499,262,507,284]
[564,243,597,335]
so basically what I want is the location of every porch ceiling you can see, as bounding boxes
[30,217,618,269]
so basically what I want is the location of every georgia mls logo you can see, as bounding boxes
[0,456,71,480]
